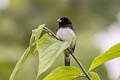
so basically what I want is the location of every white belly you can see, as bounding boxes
[56,27,75,41]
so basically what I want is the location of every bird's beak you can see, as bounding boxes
[57,19,62,22]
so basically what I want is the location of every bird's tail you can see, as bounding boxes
[65,56,70,66]
[64,50,70,66]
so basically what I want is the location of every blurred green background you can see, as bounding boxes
[0,0,120,80]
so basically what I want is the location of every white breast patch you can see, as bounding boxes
[56,27,75,41]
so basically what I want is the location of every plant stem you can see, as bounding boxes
[44,27,58,40]
[44,26,91,80]
[71,53,91,80]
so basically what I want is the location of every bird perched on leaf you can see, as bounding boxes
[56,16,76,66]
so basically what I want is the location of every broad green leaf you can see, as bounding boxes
[90,72,100,80]
[36,37,72,80]
[37,33,49,48]
[89,43,120,71]
[9,43,36,80]
[43,66,82,80]
[9,33,48,80]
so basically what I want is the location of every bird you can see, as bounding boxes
[56,16,76,66]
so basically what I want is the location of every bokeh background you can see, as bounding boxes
[0,0,120,80]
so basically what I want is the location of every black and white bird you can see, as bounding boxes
[56,16,76,66]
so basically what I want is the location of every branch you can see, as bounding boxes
[71,53,91,80]
[43,27,58,40]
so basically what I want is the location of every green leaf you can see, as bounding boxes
[43,66,82,80]
[9,25,47,80]
[89,43,120,71]
[9,43,37,80]
[9,33,47,80]
[29,24,44,54]
[37,33,49,48]
[29,30,35,54]
[90,72,100,80]
[35,24,45,41]
[36,37,72,80]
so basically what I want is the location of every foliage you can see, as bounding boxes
[10,24,120,80]
[89,43,120,71]
[43,66,82,80]
[9,24,45,80]
[9,24,72,80]
[90,72,100,80]
[36,36,71,80]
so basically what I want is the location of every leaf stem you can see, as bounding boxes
[43,26,91,80]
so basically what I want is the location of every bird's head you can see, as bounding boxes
[57,16,72,26]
